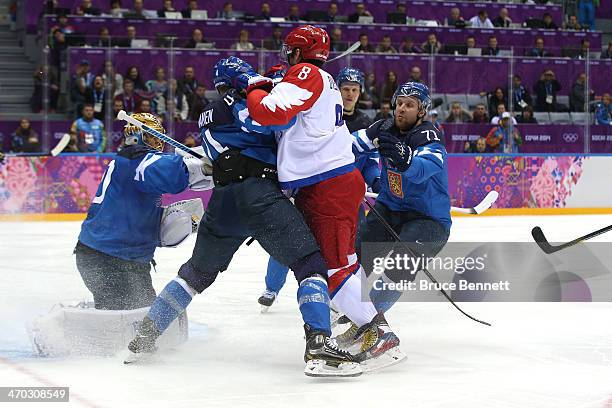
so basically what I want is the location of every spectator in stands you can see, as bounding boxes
[162,79,188,122]
[492,8,512,28]
[114,79,140,114]
[31,65,59,113]
[218,2,237,20]
[325,3,339,22]
[379,71,399,104]
[464,137,488,154]
[88,75,107,121]
[400,36,420,54]
[603,42,612,59]
[184,135,197,148]
[486,112,522,153]
[330,28,348,52]
[421,33,442,54]
[11,118,41,153]
[491,103,517,125]
[108,0,124,17]
[534,69,561,111]
[287,5,301,22]
[146,67,168,97]
[357,33,375,53]
[125,66,145,91]
[359,72,379,109]
[428,110,445,136]
[471,103,489,124]
[178,66,199,98]
[349,3,372,23]
[564,15,582,30]
[136,99,153,114]
[231,29,255,51]
[103,60,123,97]
[71,63,93,118]
[114,25,138,47]
[445,101,471,123]
[92,27,112,47]
[374,101,392,121]
[465,36,477,51]
[486,87,508,118]
[113,99,124,119]
[49,29,67,72]
[483,36,500,56]
[469,10,494,29]
[569,73,594,112]
[542,13,557,30]
[42,0,59,16]
[595,93,612,125]
[509,75,532,110]
[376,35,397,53]
[187,83,208,117]
[75,0,101,16]
[257,3,272,21]
[51,12,75,35]
[409,66,423,83]
[263,27,284,51]
[158,0,177,18]
[577,39,591,59]
[162,97,188,122]
[578,0,597,30]
[527,37,550,58]
[517,105,538,123]
[187,84,209,121]
[182,0,199,18]
[70,104,107,153]
[446,7,465,27]
[184,28,205,48]
[125,0,156,19]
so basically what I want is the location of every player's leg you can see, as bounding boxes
[75,242,155,310]
[258,256,290,311]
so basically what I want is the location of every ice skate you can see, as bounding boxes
[303,325,363,377]
[257,290,277,313]
[333,320,360,350]
[354,314,407,372]
[124,317,161,364]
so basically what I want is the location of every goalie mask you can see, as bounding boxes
[124,112,165,151]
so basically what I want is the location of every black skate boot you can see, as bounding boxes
[257,290,277,313]
[303,325,362,377]
[353,314,406,372]
[124,317,161,364]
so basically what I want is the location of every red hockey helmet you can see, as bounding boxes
[281,25,330,64]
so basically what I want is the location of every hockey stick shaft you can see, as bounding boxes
[4,134,70,158]
[363,199,491,326]
[117,110,204,159]
[532,224,612,254]
[327,41,361,63]
[364,191,498,215]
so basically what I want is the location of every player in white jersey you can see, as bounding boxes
[229,25,404,369]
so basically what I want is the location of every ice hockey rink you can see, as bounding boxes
[1,214,612,408]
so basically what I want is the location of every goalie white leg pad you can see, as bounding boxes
[27,302,188,357]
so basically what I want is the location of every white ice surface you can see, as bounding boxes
[1,215,612,408]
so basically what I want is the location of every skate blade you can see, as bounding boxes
[123,351,157,365]
[304,359,363,378]
[360,346,407,373]
[260,305,271,314]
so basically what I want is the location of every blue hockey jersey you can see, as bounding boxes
[353,119,451,230]
[351,130,380,190]
[198,90,294,165]
[78,145,190,263]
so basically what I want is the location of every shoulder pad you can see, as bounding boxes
[407,121,445,148]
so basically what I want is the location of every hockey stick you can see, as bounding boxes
[117,110,205,160]
[531,224,612,254]
[365,190,499,215]
[362,199,491,326]
[2,133,70,158]
[327,41,361,63]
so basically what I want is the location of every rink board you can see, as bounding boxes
[1,154,612,219]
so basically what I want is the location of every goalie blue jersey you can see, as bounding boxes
[198,90,294,165]
[352,119,451,230]
[78,145,190,263]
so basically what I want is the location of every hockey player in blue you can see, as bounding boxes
[353,81,451,316]
[257,67,380,311]
[76,113,211,310]
[126,57,362,377]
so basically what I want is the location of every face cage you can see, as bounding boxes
[125,128,164,151]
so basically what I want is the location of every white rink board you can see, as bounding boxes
[1,216,612,408]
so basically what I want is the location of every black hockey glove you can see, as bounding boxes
[377,132,413,172]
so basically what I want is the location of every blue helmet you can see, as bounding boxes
[212,56,253,89]
[391,82,431,112]
[336,67,365,93]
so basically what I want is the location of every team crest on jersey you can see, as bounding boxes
[387,170,403,198]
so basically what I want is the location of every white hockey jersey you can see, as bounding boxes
[247,63,355,188]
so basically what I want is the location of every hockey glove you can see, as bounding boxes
[234,71,273,94]
[376,133,413,172]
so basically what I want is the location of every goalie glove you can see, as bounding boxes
[160,198,204,247]
[182,156,214,191]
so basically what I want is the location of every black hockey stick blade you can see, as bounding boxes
[532,224,612,254]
